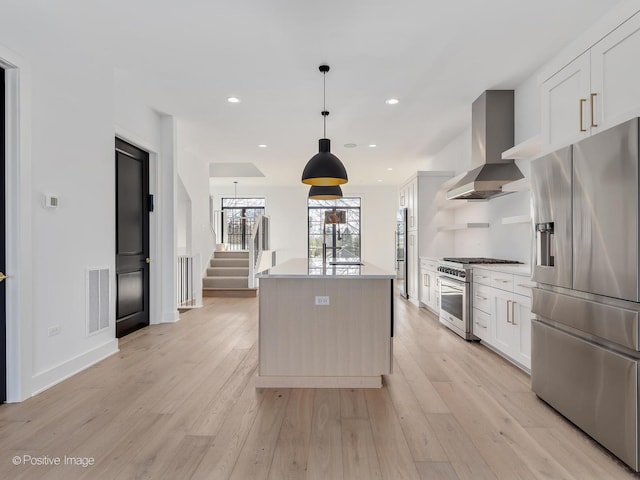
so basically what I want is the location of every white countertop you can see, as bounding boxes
[257,258,395,279]
[472,264,532,277]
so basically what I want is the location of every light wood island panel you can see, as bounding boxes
[256,259,394,388]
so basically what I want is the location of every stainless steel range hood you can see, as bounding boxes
[447,90,523,200]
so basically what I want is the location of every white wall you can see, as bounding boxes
[0,35,179,398]
[28,54,118,392]
[176,146,215,276]
[210,184,397,272]
[0,36,121,396]
[421,128,471,173]
[176,175,192,256]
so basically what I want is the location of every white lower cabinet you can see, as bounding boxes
[473,268,533,371]
[419,258,439,313]
[513,293,532,367]
[472,307,491,342]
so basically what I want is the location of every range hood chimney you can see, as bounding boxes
[447,90,523,200]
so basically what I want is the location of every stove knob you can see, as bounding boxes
[460,271,466,278]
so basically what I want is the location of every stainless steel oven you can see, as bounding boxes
[437,261,475,340]
[439,276,469,336]
[437,258,522,340]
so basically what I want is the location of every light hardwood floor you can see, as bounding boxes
[1,296,638,479]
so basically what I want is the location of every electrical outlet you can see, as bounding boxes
[315,296,330,306]
[48,325,61,336]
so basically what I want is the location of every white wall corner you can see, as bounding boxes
[162,311,181,323]
[31,340,119,397]
[160,114,179,324]
[1,47,35,402]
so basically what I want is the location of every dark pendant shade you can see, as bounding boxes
[301,139,348,186]
[308,185,343,200]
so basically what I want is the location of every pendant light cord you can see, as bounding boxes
[319,64,330,139]
[323,70,327,138]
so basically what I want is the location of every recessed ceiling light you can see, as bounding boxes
[344,143,357,148]
[377,179,383,182]
[387,167,393,171]
[385,98,399,105]
[258,144,268,148]
[368,144,377,148]
[227,97,241,103]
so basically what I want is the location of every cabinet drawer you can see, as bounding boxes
[473,308,491,342]
[491,271,514,291]
[473,283,492,314]
[514,276,535,297]
[473,268,492,286]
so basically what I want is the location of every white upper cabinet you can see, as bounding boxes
[591,12,640,134]
[399,177,418,231]
[541,51,591,148]
[541,11,640,150]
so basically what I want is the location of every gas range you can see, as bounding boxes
[437,257,523,281]
[437,257,523,341]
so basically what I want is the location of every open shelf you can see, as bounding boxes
[502,135,542,160]
[501,215,531,225]
[438,222,489,231]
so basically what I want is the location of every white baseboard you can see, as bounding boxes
[161,310,180,323]
[31,339,119,396]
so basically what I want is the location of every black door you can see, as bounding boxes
[115,138,150,338]
[1,67,6,402]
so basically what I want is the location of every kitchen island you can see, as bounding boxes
[255,259,395,388]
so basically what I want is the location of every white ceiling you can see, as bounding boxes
[3,0,625,186]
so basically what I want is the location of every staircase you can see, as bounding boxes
[202,250,257,297]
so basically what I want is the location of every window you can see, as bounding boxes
[221,198,265,250]
[308,197,361,262]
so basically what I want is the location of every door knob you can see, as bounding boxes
[0,272,7,282]
[145,258,151,264]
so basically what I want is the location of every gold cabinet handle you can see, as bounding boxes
[506,300,512,324]
[590,93,598,127]
[511,301,517,325]
[0,272,7,282]
[579,98,587,132]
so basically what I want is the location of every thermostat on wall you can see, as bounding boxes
[43,194,59,208]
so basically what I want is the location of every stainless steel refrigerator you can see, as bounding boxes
[530,118,640,472]
[396,208,408,298]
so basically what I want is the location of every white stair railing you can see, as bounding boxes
[177,254,202,307]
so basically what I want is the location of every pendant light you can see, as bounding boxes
[301,65,348,186]
[308,185,343,200]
